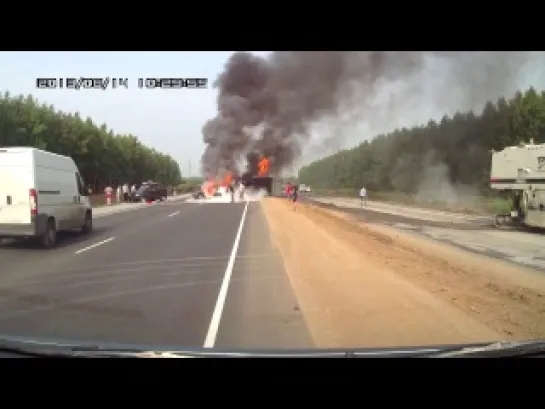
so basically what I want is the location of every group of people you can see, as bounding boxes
[103,183,138,206]
[281,183,367,211]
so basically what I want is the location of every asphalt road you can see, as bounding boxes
[0,200,313,349]
[307,195,545,272]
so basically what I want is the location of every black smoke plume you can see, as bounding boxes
[201,51,540,177]
[245,151,260,176]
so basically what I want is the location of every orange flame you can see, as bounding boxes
[202,180,217,198]
[202,172,234,198]
[257,157,270,176]
[221,172,233,187]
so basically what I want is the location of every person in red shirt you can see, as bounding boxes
[104,185,113,206]
[285,183,293,199]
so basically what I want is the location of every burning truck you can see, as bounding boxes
[196,156,274,200]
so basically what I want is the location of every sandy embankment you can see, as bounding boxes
[261,198,545,348]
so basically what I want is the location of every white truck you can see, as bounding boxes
[0,147,93,248]
[490,139,545,228]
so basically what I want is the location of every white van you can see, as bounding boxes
[0,147,93,248]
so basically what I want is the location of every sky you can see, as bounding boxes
[0,51,270,177]
[1,52,545,178]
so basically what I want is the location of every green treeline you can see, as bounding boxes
[299,87,545,196]
[0,92,182,191]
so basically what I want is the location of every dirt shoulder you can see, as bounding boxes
[261,198,545,348]
[311,190,510,216]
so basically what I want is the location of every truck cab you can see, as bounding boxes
[490,139,545,228]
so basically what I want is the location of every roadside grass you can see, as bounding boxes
[311,188,511,216]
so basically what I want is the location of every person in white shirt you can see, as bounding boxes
[239,182,245,201]
[116,186,122,203]
[359,186,367,207]
[122,183,129,202]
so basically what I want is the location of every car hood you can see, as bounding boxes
[0,333,539,357]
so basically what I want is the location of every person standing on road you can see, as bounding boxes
[285,183,293,200]
[122,183,129,202]
[292,184,299,211]
[228,183,235,203]
[104,185,113,206]
[131,184,137,202]
[239,182,245,201]
[359,186,367,207]
[116,185,121,203]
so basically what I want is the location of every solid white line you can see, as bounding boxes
[168,211,180,217]
[75,237,115,254]
[203,201,249,348]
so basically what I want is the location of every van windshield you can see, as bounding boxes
[137,185,151,194]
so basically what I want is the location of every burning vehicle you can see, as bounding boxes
[198,156,273,200]
[200,173,234,199]
[242,156,273,195]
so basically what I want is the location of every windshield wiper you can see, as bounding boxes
[412,341,545,358]
[70,349,195,358]
[0,339,347,358]
[0,342,198,358]
[66,348,348,358]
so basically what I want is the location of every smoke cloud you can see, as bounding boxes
[201,51,544,178]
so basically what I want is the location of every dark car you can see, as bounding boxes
[132,182,167,202]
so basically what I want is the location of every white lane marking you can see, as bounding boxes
[75,237,115,255]
[203,201,249,348]
[168,211,180,217]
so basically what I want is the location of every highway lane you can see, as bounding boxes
[0,200,313,349]
[216,202,313,348]
[0,201,182,283]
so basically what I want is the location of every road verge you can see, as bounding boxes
[93,194,191,219]
[261,197,545,348]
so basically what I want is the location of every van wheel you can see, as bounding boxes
[41,219,57,249]
[82,211,92,234]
